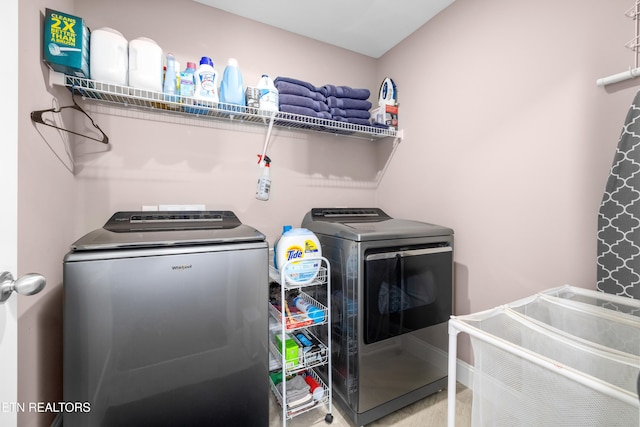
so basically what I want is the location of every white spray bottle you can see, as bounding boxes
[256,154,271,201]
[256,112,276,201]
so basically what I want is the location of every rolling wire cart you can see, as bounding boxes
[268,253,333,426]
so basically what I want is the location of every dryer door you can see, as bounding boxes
[364,244,452,344]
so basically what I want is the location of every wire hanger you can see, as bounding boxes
[30,91,109,144]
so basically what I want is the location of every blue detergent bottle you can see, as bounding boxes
[219,58,246,113]
[163,53,178,107]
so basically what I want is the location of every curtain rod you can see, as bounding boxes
[597,1,640,87]
[596,67,640,86]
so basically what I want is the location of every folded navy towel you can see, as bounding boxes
[280,104,332,119]
[333,117,372,126]
[322,85,370,100]
[274,76,322,93]
[326,96,372,110]
[279,94,329,112]
[371,122,389,129]
[330,108,370,119]
[275,80,326,102]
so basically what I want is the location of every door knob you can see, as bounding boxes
[0,271,46,303]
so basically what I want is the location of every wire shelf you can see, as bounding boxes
[58,74,397,140]
[269,369,330,420]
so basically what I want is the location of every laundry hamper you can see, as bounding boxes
[447,285,640,427]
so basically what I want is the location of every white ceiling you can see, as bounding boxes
[193,0,455,58]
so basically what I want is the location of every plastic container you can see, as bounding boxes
[294,296,325,324]
[179,62,197,113]
[174,60,180,94]
[193,56,219,113]
[90,27,128,86]
[219,58,246,113]
[274,228,322,285]
[273,225,293,267]
[302,372,324,401]
[163,53,178,105]
[256,157,271,201]
[257,74,279,113]
[128,37,163,92]
[163,55,176,93]
[180,62,196,97]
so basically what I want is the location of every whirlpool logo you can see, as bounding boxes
[171,264,193,271]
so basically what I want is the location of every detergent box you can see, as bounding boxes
[43,8,90,78]
[274,333,299,368]
[370,104,398,129]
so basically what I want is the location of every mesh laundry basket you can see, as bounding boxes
[510,292,640,356]
[448,286,640,427]
[542,284,640,318]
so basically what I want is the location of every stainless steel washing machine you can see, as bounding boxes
[302,208,454,426]
[63,211,269,426]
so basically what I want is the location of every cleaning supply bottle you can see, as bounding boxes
[163,53,178,107]
[301,372,324,401]
[274,228,322,285]
[256,154,271,201]
[257,74,279,113]
[219,58,246,113]
[273,225,293,267]
[174,60,181,95]
[293,295,325,324]
[180,62,196,96]
[180,61,197,113]
[193,56,219,112]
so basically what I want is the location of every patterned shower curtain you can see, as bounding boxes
[597,91,640,300]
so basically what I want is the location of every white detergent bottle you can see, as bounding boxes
[257,74,279,113]
[128,37,163,92]
[275,228,322,285]
[90,27,128,86]
[194,56,219,109]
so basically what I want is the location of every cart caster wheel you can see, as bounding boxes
[325,413,333,424]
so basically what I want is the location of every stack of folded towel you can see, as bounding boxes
[274,77,332,120]
[275,375,315,411]
[322,84,372,126]
[274,76,374,127]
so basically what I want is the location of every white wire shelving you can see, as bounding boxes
[48,69,398,141]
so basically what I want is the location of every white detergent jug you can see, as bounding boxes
[274,228,322,285]
[90,28,128,86]
[257,74,279,113]
[128,37,163,92]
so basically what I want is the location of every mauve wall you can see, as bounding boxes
[71,0,381,243]
[17,0,640,425]
[375,0,639,363]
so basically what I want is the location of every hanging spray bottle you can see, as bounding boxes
[256,154,271,201]
[255,112,276,201]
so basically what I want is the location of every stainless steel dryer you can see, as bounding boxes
[302,208,454,426]
[63,211,269,427]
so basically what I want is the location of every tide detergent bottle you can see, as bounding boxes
[274,228,322,285]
